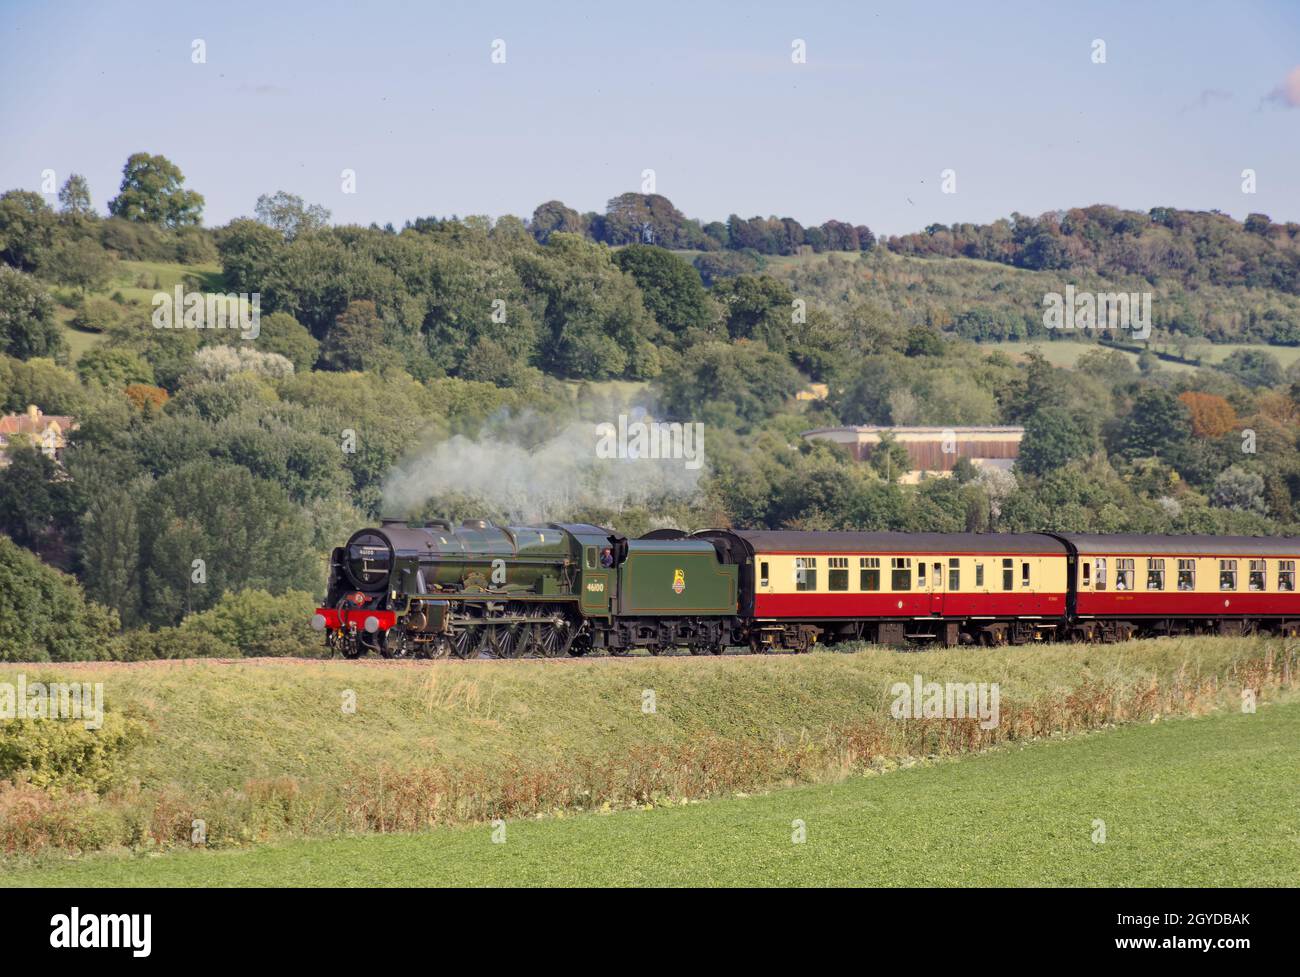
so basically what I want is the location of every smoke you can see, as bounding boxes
[380,408,707,523]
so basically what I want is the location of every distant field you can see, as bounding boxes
[985,340,1300,374]
[51,259,224,364]
[8,699,1298,887]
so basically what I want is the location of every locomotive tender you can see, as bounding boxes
[313,521,1300,658]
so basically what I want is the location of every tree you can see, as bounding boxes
[1177,391,1238,438]
[868,432,912,483]
[107,152,205,227]
[256,311,320,372]
[0,445,70,549]
[321,299,386,371]
[57,174,94,216]
[657,340,803,430]
[0,190,57,272]
[79,479,143,626]
[530,200,586,243]
[0,535,118,662]
[254,190,331,240]
[711,275,796,349]
[611,245,716,343]
[0,356,83,414]
[51,236,117,295]
[514,234,660,380]
[1018,406,1096,476]
[0,267,63,360]
[215,218,285,293]
[138,460,317,624]
[1114,388,1192,461]
[76,347,155,388]
[1211,466,1266,514]
[1218,349,1284,388]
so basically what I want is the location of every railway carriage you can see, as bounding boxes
[1058,533,1300,640]
[694,530,1069,649]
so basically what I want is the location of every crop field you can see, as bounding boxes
[1,637,1296,879]
[6,696,1298,887]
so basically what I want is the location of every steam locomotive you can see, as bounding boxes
[313,520,1300,658]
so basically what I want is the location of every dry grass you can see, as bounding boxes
[2,638,1296,856]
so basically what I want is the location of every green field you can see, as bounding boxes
[50,259,225,364]
[988,339,1300,375]
[0,638,1295,861]
[7,698,1297,887]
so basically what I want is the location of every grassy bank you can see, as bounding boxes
[7,698,1298,886]
[1,637,1296,857]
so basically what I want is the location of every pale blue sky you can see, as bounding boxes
[2,0,1297,234]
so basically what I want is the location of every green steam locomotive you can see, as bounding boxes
[312,519,739,658]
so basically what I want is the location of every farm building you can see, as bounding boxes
[802,425,1024,484]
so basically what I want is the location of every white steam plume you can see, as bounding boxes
[380,409,706,523]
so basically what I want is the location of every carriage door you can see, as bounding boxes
[930,560,944,615]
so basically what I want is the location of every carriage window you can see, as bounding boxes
[860,557,880,591]
[759,561,769,588]
[918,562,927,586]
[1095,558,1107,591]
[1147,559,1165,591]
[1116,559,1135,591]
[1177,559,1195,591]
[828,557,849,592]
[975,563,984,588]
[1001,558,1013,591]
[1082,562,1091,586]
[891,557,912,591]
[1280,561,1296,592]
[1021,562,1031,587]
[795,557,818,592]
[1249,560,1266,592]
[948,558,960,591]
[1219,560,1237,591]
